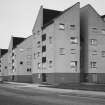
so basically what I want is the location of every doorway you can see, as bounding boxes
[12,75,15,81]
[42,73,47,82]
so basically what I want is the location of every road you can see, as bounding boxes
[0,83,105,105]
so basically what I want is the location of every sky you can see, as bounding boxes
[0,0,105,49]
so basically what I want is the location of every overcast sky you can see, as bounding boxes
[0,0,105,49]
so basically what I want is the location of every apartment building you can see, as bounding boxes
[8,36,25,82]
[80,5,105,84]
[1,52,8,81]
[0,49,8,81]
[13,35,33,83]
[32,2,80,85]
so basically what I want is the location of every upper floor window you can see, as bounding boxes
[102,51,105,57]
[20,48,24,52]
[70,25,75,30]
[5,66,7,69]
[49,60,53,68]
[49,36,52,44]
[34,53,36,59]
[70,61,77,68]
[42,46,46,52]
[101,29,105,34]
[92,50,97,55]
[59,23,65,30]
[70,37,78,44]
[91,28,98,33]
[37,52,40,57]
[12,59,14,63]
[90,39,97,46]
[12,66,14,70]
[59,48,65,55]
[71,49,76,54]
[42,57,46,63]
[37,41,41,48]
[12,53,14,56]
[42,34,46,41]
[90,61,96,68]
[27,68,31,72]
[20,61,23,65]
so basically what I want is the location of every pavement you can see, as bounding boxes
[3,81,105,99]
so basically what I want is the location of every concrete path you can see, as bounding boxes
[4,81,105,98]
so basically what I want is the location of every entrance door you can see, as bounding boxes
[12,75,15,81]
[42,73,47,82]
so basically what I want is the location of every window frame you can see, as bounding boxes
[42,34,46,41]
[70,37,78,44]
[59,23,65,30]
[90,61,97,68]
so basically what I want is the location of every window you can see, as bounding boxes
[49,60,52,64]
[12,53,14,56]
[59,23,65,30]
[12,59,14,63]
[42,57,46,63]
[37,30,40,35]
[0,69,1,72]
[20,61,23,65]
[5,66,7,69]
[49,60,53,68]
[34,53,36,59]
[71,49,76,54]
[42,46,46,52]
[27,68,31,72]
[70,37,78,44]
[59,48,65,55]
[70,61,77,68]
[70,25,75,30]
[102,51,105,57]
[37,52,40,57]
[42,34,46,41]
[90,39,97,45]
[101,29,105,34]
[37,41,40,44]
[92,50,97,55]
[37,41,41,48]
[37,63,41,69]
[12,66,14,70]
[91,28,98,33]
[90,62,96,68]
[20,48,24,52]
[49,36,52,44]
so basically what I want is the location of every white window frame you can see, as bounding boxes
[59,23,65,30]
[71,37,78,44]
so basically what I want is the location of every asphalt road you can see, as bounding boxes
[0,83,105,105]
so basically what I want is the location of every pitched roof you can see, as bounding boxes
[42,2,80,29]
[43,8,62,25]
[0,49,8,57]
[12,37,25,49]
[101,15,105,21]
